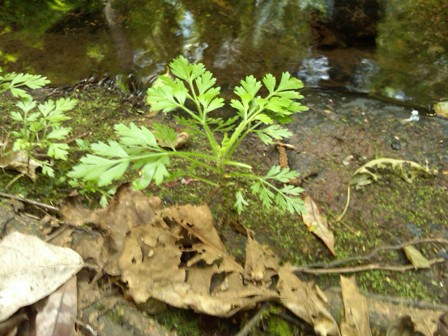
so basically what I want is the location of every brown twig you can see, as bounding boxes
[293,238,448,274]
[293,257,445,274]
[0,191,59,212]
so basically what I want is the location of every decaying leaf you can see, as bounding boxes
[302,196,336,255]
[244,234,279,285]
[433,101,448,118]
[0,150,42,181]
[350,158,436,190]
[386,316,425,336]
[0,232,83,322]
[340,276,372,336]
[436,312,448,336]
[62,184,339,333]
[278,264,340,336]
[33,276,77,336]
[61,184,162,275]
[403,245,431,269]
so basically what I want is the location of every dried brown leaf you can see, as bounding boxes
[386,316,427,336]
[61,184,162,275]
[436,312,448,336]
[278,263,340,336]
[0,150,42,181]
[63,186,341,332]
[302,196,336,255]
[32,276,77,336]
[340,276,372,336]
[244,234,279,285]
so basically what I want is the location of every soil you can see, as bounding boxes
[0,85,447,335]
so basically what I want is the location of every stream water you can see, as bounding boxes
[1,0,447,109]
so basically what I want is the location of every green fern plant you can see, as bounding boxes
[1,68,77,176]
[69,56,308,214]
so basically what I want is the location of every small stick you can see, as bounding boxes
[235,303,270,336]
[0,191,59,212]
[303,237,448,269]
[293,257,445,275]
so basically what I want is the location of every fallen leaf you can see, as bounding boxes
[278,263,340,336]
[433,101,448,118]
[61,184,162,275]
[244,234,279,285]
[386,316,424,336]
[32,276,77,336]
[0,232,83,322]
[64,185,339,332]
[0,150,42,181]
[340,276,372,336]
[436,312,448,336]
[302,196,336,255]
[403,246,431,269]
[350,158,436,190]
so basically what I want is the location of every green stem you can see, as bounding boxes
[185,80,220,157]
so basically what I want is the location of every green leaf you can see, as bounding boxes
[265,165,298,183]
[69,155,129,186]
[277,72,304,91]
[152,123,178,149]
[250,181,274,209]
[47,142,70,160]
[195,70,217,95]
[253,113,273,124]
[147,79,182,112]
[262,73,276,93]
[47,126,71,140]
[10,111,23,121]
[91,140,129,158]
[234,190,249,214]
[230,99,247,115]
[41,163,55,177]
[55,97,77,112]
[114,123,159,148]
[170,56,195,81]
[10,72,50,89]
[254,125,292,144]
[16,99,36,113]
[239,75,262,98]
[133,156,170,189]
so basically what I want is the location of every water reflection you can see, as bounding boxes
[0,0,447,107]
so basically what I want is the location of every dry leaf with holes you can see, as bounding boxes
[302,196,336,255]
[340,276,372,336]
[61,184,339,332]
[0,232,83,322]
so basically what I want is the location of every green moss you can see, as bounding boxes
[267,316,292,336]
[156,309,201,336]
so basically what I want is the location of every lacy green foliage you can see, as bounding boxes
[69,56,308,214]
[0,68,50,98]
[1,68,76,176]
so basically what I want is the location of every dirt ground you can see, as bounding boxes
[1,86,447,335]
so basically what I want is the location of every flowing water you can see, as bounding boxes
[1,0,447,108]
